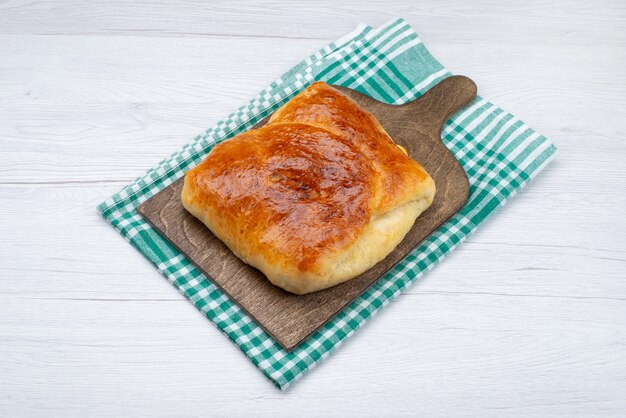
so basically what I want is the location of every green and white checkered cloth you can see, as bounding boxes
[98,18,557,389]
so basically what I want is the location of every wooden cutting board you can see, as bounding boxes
[138,75,476,350]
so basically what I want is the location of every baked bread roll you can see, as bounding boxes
[181,82,435,294]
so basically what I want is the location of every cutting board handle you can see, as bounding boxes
[405,75,477,139]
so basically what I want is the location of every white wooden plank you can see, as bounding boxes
[2,291,625,416]
[1,35,624,184]
[1,0,626,416]
[0,0,624,47]
[0,34,323,105]
[1,182,624,305]
[2,98,623,185]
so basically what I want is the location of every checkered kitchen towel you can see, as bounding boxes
[98,18,557,389]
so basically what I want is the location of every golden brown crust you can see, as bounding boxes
[269,82,431,213]
[182,82,436,294]
[183,122,375,273]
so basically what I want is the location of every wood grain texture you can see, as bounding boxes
[137,76,476,349]
[1,1,626,416]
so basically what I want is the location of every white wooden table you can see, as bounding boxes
[2,1,625,416]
